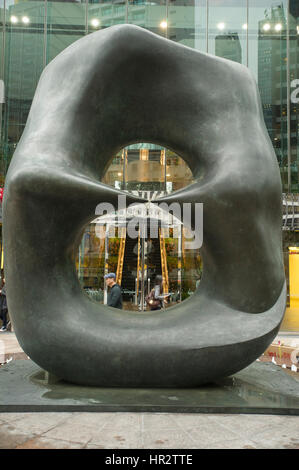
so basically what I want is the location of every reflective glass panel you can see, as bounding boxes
[77,145,202,310]
[0,0,5,184]
[166,150,194,193]
[181,225,203,299]
[208,0,247,65]
[3,0,45,175]
[167,0,196,49]
[0,0,4,79]
[248,0,288,190]
[289,0,299,193]
[76,221,106,300]
[125,143,166,193]
[128,0,167,37]
[87,0,126,33]
[46,0,86,64]
[102,150,125,190]
[194,0,207,52]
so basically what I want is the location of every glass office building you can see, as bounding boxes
[0,0,298,327]
[1,0,299,193]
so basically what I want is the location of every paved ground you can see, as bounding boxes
[0,331,298,450]
[0,412,298,449]
[0,331,27,362]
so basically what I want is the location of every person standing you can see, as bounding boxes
[104,273,123,309]
[0,278,8,332]
[146,275,169,311]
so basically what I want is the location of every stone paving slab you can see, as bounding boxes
[0,334,298,449]
[0,332,28,362]
[0,412,298,449]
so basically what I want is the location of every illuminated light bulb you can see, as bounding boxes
[160,20,167,29]
[275,23,282,32]
[217,22,225,30]
[22,16,30,24]
[242,23,248,30]
[10,16,18,24]
[263,23,271,31]
[91,18,100,28]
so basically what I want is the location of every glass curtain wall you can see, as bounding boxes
[289,0,299,192]
[208,0,247,65]
[0,1,299,193]
[249,0,288,190]
[102,144,194,193]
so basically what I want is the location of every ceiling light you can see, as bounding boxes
[160,20,167,29]
[263,23,271,31]
[22,16,30,24]
[10,16,18,24]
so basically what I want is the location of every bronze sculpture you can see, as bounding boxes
[3,25,286,387]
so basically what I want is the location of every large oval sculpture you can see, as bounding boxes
[3,25,286,387]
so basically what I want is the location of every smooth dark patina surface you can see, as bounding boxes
[3,25,286,387]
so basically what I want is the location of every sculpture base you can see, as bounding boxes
[0,360,298,415]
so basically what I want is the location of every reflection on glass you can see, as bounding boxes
[166,150,193,193]
[103,144,194,194]
[46,0,86,64]
[182,226,203,300]
[125,144,165,193]
[77,145,201,311]
[0,0,5,183]
[87,0,126,34]
[3,0,46,179]
[167,0,196,48]
[128,0,167,38]
[102,151,125,190]
[208,0,247,64]
[289,0,299,192]
[249,0,288,191]
[0,0,298,193]
[76,220,203,311]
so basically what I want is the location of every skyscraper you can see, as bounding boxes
[215,32,242,63]
[258,3,288,187]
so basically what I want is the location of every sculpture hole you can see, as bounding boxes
[75,144,203,311]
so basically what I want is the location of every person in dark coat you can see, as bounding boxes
[104,273,123,309]
[0,278,8,331]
